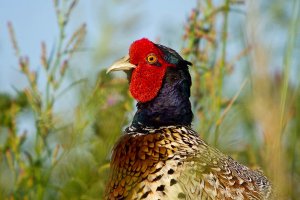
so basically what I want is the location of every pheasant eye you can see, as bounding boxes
[146,54,158,64]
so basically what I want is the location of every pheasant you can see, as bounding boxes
[105,38,272,200]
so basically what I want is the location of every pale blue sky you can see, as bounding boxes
[0,0,196,93]
[1,1,298,96]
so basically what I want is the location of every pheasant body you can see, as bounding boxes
[105,38,272,199]
[106,126,271,200]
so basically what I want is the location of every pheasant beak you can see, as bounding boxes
[106,55,136,74]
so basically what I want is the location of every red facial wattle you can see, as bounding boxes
[128,38,171,103]
[129,64,167,103]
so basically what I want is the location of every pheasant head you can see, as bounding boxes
[107,38,193,128]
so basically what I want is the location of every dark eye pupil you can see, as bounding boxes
[147,55,156,63]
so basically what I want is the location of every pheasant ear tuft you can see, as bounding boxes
[181,60,192,67]
[155,43,192,67]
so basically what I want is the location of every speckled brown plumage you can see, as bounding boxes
[105,126,271,200]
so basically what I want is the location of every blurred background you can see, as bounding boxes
[0,0,299,199]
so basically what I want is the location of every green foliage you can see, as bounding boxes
[0,0,299,199]
[182,0,300,198]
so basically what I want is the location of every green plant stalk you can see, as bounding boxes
[214,0,230,145]
[281,0,300,196]
[47,19,65,108]
[279,0,300,134]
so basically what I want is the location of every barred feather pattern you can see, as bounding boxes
[105,126,272,200]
